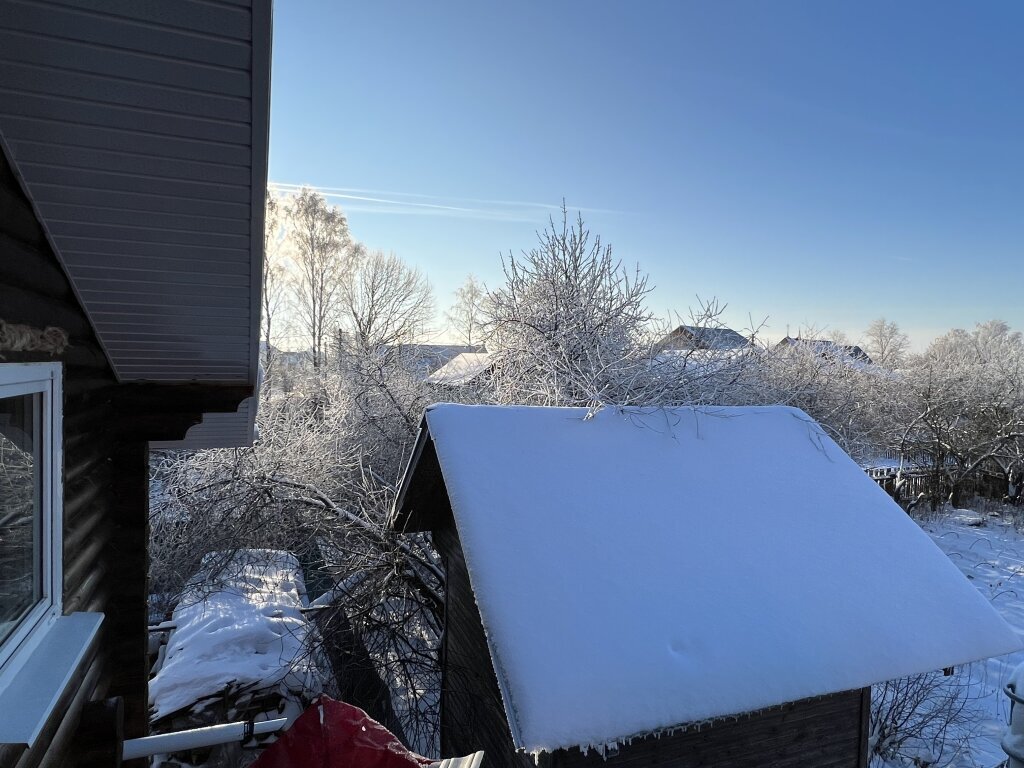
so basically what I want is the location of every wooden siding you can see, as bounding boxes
[433,515,534,768]
[0,138,249,766]
[0,0,270,387]
[550,689,867,768]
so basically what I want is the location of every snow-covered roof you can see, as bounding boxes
[424,352,492,386]
[395,404,1021,754]
[149,550,325,721]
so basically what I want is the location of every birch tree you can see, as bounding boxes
[445,275,486,347]
[863,317,909,369]
[262,193,291,378]
[287,188,352,369]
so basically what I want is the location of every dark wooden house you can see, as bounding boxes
[0,2,271,764]
[776,337,873,366]
[654,325,750,353]
[392,404,1019,768]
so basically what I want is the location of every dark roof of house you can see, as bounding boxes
[658,325,749,351]
[777,337,873,365]
[394,344,482,375]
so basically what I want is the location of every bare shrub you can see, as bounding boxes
[869,667,983,767]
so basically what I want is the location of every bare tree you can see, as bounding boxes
[333,250,436,478]
[338,250,434,358]
[262,193,291,379]
[445,275,486,347]
[150,385,443,754]
[864,317,909,369]
[869,667,983,767]
[484,207,654,407]
[287,188,352,369]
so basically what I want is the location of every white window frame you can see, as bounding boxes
[0,362,62,681]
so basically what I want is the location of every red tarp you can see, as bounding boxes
[251,696,434,768]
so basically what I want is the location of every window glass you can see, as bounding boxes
[0,394,42,645]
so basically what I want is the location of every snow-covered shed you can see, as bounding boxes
[391,404,1021,768]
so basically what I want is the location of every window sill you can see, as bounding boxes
[0,612,104,746]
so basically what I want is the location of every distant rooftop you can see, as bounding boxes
[777,337,873,365]
[425,352,492,386]
[656,325,750,352]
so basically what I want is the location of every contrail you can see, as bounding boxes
[268,181,623,219]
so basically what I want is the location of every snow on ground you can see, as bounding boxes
[149,549,327,721]
[923,512,1024,767]
[423,404,1020,754]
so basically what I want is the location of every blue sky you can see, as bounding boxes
[269,2,1024,348]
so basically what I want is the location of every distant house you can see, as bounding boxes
[0,3,270,764]
[394,344,482,378]
[655,324,750,352]
[392,404,1018,768]
[777,336,873,365]
[425,352,494,387]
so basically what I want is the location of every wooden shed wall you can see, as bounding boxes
[429,490,868,768]
[0,145,212,766]
[433,517,534,768]
[550,688,868,768]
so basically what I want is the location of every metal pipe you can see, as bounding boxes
[122,718,288,760]
[1004,668,1024,767]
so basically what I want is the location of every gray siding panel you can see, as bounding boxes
[51,236,250,262]
[47,222,251,251]
[36,205,253,238]
[0,61,251,122]
[44,0,254,41]
[0,95,251,148]
[0,31,252,96]
[0,0,267,393]
[0,115,253,166]
[0,2,252,68]
[29,184,251,219]
[14,143,252,186]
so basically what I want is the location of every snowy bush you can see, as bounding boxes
[869,667,983,767]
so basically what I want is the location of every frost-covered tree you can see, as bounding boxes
[287,188,352,368]
[338,250,434,358]
[150,383,443,753]
[262,193,292,378]
[445,274,486,347]
[152,244,442,752]
[896,321,1024,506]
[484,208,655,407]
[863,317,909,370]
[333,249,435,475]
